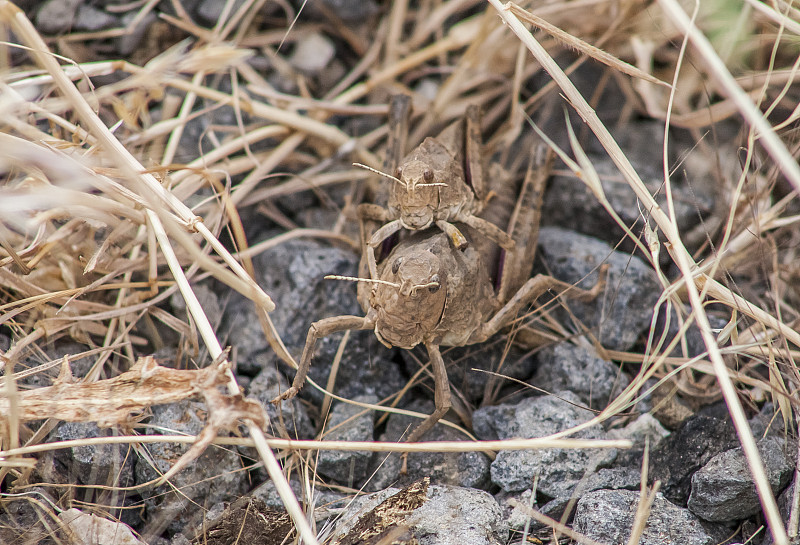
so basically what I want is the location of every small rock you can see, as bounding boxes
[409,343,535,405]
[407,485,509,545]
[305,0,379,21]
[135,400,247,536]
[366,400,490,491]
[649,414,738,504]
[761,481,795,545]
[574,489,727,545]
[638,377,695,430]
[195,0,247,26]
[251,477,347,515]
[537,227,661,351]
[0,487,56,544]
[46,422,135,489]
[289,32,336,73]
[504,465,644,531]
[653,305,731,361]
[58,508,145,545]
[170,283,223,333]
[115,9,157,56]
[35,0,81,34]
[473,391,616,496]
[316,395,377,485]
[74,4,118,32]
[333,482,508,545]
[608,412,671,450]
[531,342,629,409]
[247,365,314,440]
[541,121,715,257]
[225,238,359,363]
[688,436,794,522]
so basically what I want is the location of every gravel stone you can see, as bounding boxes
[289,32,336,73]
[407,485,509,545]
[246,364,314,440]
[541,121,714,257]
[170,282,223,334]
[35,0,82,33]
[367,401,490,491]
[134,400,247,536]
[649,414,739,505]
[47,422,135,489]
[574,489,728,545]
[316,395,377,485]
[537,227,661,351]
[425,344,536,405]
[115,9,158,56]
[688,436,794,522]
[473,391,616,496]
[608,412,671,450]
[530,342,629,409]
[0,487,57,544]
[195,0,247,25]
[73,4,118,31]
[305,0,379,21]
[59,508,145,545]
[250,478,347,518]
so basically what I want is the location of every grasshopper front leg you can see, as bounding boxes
[271,315,374,403]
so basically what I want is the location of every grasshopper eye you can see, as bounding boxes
[423,169,434,183]
[391,258,402,274]
[428,275,440,293]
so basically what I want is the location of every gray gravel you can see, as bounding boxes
[574,489,729,545]
[688,436,794,522]
[473,391,616,497]
[649,413,739,504]
[366,400,491,492]
[408,485,509,545]
[530,342,630,409]
[537,226,662,351]
[134,400,248,537]
[316,395,378,485]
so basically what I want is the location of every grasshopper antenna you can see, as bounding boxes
[325,274,401,289]
[352,163,448,190]
[353,163,406,187]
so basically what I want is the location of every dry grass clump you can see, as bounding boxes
[0,0,799,543]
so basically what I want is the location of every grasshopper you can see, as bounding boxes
[273,109,607,442]
[356,95,515,282]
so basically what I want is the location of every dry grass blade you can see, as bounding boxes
[488,2,795,544]
[506,3,671,88]
[2,0,799,542]
[506,498,607,545]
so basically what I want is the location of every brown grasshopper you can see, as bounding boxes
[356,95,515,281]
[273,110,607,442]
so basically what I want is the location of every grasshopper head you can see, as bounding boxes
[370,248,447,349]
[394,161,446,230]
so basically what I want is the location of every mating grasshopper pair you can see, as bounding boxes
[273,95,605,442]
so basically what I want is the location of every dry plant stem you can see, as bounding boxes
[488,2,789,543]
[0,4,318,543]
[0,435,631,458]
[657,0,800,195]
